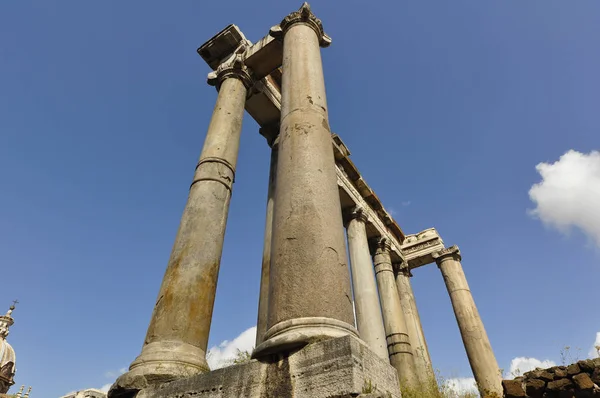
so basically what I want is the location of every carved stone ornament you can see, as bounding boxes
[394,262,412,277]
[207,43,253,91]
[431,245,461,262]
[269,2,332,48]
[349,206,368,223]
[372,236,392,253]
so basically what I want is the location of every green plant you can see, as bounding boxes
[362,379,375,393]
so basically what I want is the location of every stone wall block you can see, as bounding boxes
[590,368,600,385]
[568,364,582,376]
[573,373,595,392]
[578,360,595,373]
[524,378,545,398]
[554,368,568,379]
[547,378,574,393]
[503,379,527,398]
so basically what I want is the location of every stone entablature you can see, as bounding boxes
[401,228,445,269]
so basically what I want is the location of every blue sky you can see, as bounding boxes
[1,1,599,396]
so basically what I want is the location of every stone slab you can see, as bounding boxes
[136,335,401,398]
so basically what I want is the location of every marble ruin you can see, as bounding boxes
[108,3,502,397]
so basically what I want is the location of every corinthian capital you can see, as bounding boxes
[207,44,253,90]
[269,2,332,48]
[431,245,462,263]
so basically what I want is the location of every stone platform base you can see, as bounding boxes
[133,335,400,398]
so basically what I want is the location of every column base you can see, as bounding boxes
[252,316,360,358]
[131,335,401,398]
[107,340,209,398]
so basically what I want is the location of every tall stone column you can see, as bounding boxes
[433,246,502,397]
[253,3,358,357]
[373,238,418,388]
[255,124,279,347]
[395,265,435,386]
[110,50,253,395]
[345,207,389,361]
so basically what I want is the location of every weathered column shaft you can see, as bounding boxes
[255,127,279,347]
[433,246,502,397]
[110,51,252,395]
[395,266,435,386]
[345,209,389,361]
[253,3,357,357]
[373,239,418,388]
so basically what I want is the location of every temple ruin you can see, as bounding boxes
[108,3,502,397]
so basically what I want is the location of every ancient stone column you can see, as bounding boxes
[373,238,418,388]
[253,3,358,357]
[395,264,435,386]
[255,124,279,347]
[433,246,502,397]
[110,49,253,395]
[345,207,389,361]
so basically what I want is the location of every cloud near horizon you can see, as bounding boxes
[207,326,257,370]
[528,150,600,247]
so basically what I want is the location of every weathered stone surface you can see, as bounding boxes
[547,378,574,392]
[578,360,595,373]
[525,378,546,398]
[136,336,401,398]
[573,373,594,391]
[539,371,555,382]
[591,368,600,384]
[568,364,582,376]
[503,379,527,397]
[433,246,502,397]
[555,368,568,379]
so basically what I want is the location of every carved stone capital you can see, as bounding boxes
[432,245,461,264]
[344,206,368,226]
[269,2,332,48]
[371,237,391,255]
[259,124,280,148]
[394,262,412,277]
[207,44,253,90]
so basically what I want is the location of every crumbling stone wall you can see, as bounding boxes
[502,358,600,397]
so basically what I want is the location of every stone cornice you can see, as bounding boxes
[269,2,331,48]
[431,245,461,263]
[401,228,445,269]
[207,45,254,91]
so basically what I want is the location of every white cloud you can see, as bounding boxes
[401,201,411,207]
[528,150,600,247]
[444,377,478,396]
[207,326,256,370]
[507,357,556,377]
[589,332,600,358]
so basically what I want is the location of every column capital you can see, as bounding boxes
[432,245,461,264]
[207,45,254,90]
[269,2,332,48]
[394,262,412,277]
[344,206,368,227]
[371,237,392,255]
